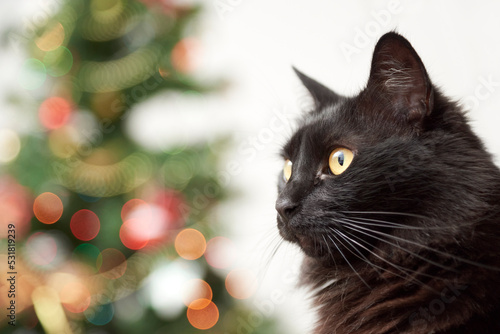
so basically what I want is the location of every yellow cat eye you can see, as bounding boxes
[283,159,293,182]
[329,148,354,175]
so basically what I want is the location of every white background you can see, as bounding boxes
[2,1,500,333]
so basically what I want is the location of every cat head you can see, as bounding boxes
[276,32,495,263]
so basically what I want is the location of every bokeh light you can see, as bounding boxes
[171,38,199,73]
[32,286,72,333]
[0,177,32,238]
[187,299,219,330]
[44,46,74,77]
[146,259,203,319]
[70,209,100,241]
[121,198,148,221]
[25,232,58,266]
[97,248,127,279]
[48,126,80,158]
[0,129,21,164]
[78,193,101,203]
[120,199,171,250]
[161,156,195,190]
[35,22,65,52]
[73,243,101,271]
[39,97,72,130]
[175,228,206,260]
[19,58,46,90]
[60,281,91,313]
[225,269,257,300]
[84,297,115,326]
[114,293,145,323]
[120,199,150,249]
[204,237,237,269]
[90,0,124,23]
[33,192,63,224]
[120,218,149,250]
[183,279,213,309]
[60,152,153,197]
[79,46,160,92]
[152,190,187,228]
[91,91,125,120]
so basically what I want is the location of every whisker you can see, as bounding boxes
[335,227,444,290]
[259,234,285,281]
[340,221,459,273]
[329,228,382,275]
[349,216,457,231]
[326,234,371,289]
[340,210,427,219]
[322,234,338,271]
[341,219,500,271]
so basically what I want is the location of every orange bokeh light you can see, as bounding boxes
[60,281,91,313]
[183,279,213,309]
[225,269,257,300]
[35,22,65,52]
[187,299,219,330]
[39,97,72,130]
[175,228,206,260]
[70,209,100,241]
[33,192,63,224]
[97,248,127,279]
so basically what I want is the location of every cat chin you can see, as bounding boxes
[277,218,333,259]
[299,241,329,259]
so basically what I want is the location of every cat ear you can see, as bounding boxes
[367,32,434,124]
[293,67,341,110]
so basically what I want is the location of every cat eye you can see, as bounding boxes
[283,159,293,182]
[329,148,354,175]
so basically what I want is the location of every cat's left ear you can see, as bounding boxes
[293,67,341,110]
[367,32,434,125]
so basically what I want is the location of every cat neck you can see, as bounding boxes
[301,244,500,334]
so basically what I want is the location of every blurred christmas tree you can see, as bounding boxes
[0,0,279,333]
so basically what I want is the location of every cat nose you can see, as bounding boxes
[275,198,299,221]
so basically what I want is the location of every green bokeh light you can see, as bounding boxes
[19,58,47,90]
[73,243,101,271]
[44,46,74,77]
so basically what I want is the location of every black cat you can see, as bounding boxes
[276,32,500,333]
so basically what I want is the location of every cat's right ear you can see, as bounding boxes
[366,32,434,126]
[293,67,341,110]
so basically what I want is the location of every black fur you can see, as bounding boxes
[276,32,500,333]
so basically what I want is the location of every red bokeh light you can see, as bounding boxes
[119,218,149,250]
[152,190,186,228]
[39,96,72,130]
[70,209,100,241]
[120,198,173,250]
[121,199,149,222]
[0,177,32,239]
